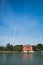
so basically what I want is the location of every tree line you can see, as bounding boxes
[0,43,22,52]
[32,43,43,51]
[0,43,43,52]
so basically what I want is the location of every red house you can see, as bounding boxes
[22,45,33,52]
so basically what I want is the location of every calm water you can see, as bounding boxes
[0,52,43,65]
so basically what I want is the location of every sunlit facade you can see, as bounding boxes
[22,45,33,53]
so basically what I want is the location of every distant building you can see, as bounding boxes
[22,45,33,52]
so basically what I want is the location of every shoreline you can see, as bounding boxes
[0,51,21,53]
[0,51,35,53]
[0,51,43,53]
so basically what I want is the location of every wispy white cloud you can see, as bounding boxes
[0,0,43,46]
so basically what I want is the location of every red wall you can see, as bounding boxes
[22,45,33,52]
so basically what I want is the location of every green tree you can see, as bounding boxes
[5,43,14,51]
[37,43,43,50]
[14,45,22,52]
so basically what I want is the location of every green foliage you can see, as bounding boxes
[5,43,22,52]
[32,43,43,51]
[37,43,43,50]
[0,43,43,51]
[14,45,22,52]
[32,45,37,51]
[0,46,5,51]
[5,43,14,51]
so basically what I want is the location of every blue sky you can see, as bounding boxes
[0,0,43,46]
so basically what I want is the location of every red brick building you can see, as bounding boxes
[22,45,33,52]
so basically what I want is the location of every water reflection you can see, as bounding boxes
[22,53,33,60]
[22,53,34,65]
[22,53,27,60]
[29,53,33,59]
[0,53,43,65]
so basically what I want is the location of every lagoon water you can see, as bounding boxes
[0,52,43,65]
